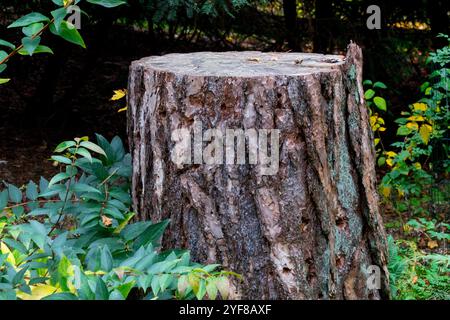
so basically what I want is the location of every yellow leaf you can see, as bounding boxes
[386,158,394,167]
[118,106,128,113]
[412,102,427,112]
[419,124,432,144]
[427,240,438,249]
[370,116,377,127]
[374,138,380,146]
[378,127,386,132]
[377,117,385,125]
[381,186,391,198]
[413,162,422,170]
[406,122,419,130]
[385,151,397,158]
[407,115,425,122]
[110,89,127,101]
[17,284,61,300]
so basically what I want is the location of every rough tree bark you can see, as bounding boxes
[127,44,390,300]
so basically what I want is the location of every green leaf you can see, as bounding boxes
[0,190,8,211]
[87,0,127,8]
[113,214,134,234]
[373,81,387,89]
[8,13,50,28]
[100,246,113,271]
[22,23,44,37]
[0,78,10,84]
[49,21,86,48]
[195,278,207,300]
[0,39,15,50]
[21,36,41,56]
[51,155,72,165]
[51,7,68,32]
[18,45,53,56]
[95,278,109,300]
[8,184,22,203]
[363,79,373,86]
[26,181,39,200]
[116,281,135,298]
[76,148,93,162]
[206,279,218,300]
[396,126,410,136]
[42,293,78,300]
[80,141,107,157]
[0,50,7,62]
[133,220,170,248]
[48,172,70,188]
[54,140,76,152]
[364,89,375,100]
[71,183,102,194]
[373,96,387,111]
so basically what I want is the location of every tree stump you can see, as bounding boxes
[127,44,390,300]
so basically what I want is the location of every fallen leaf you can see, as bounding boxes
[427,240,438,249]
[101,215,112,227]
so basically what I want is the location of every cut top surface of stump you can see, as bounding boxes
[132,51,346,77]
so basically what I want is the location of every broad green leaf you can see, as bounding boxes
[71,183,102,194]
[0,190,8,211]
[48,172,70,188]
[26,181,39,200]
[51,7,68,32]
[8,184,22,203]
[22,23,44,37]
[87,0,127,8]
[8,13,50,28]
[373,81,387,89]
[76,147,93,162]
[396,126,410,136]
[364,89,375,100]
[195,279,207,300]
[49,21,86,48]
[18,45,53,56]
[94,277,109,300]
[51,155,72,165]
[80,141,107,157]
[116,281,135,298]
[0,39,15,50]
[373,96,387,111]
[42,292,78,300]
[206,279,218,300]
[21,36,41,56]
[54,140,76,152]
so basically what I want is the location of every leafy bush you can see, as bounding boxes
[388,235,450,300]
[0,0,127,85]
[380,34,449,212]
[0,135,237,300]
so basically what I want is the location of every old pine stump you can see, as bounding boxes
[127,44,390,300]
